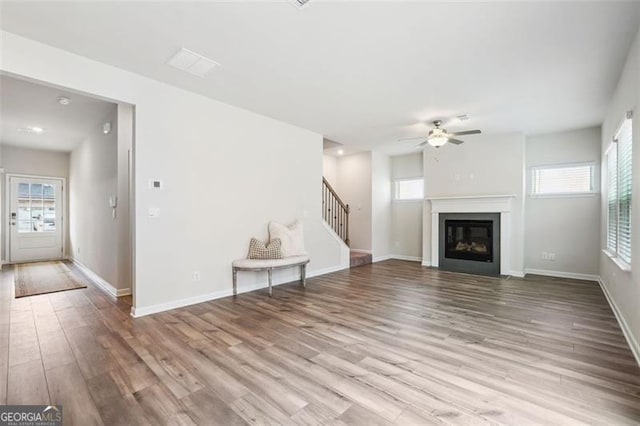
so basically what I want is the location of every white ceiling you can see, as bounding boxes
[1,1,638,155]
[0,75,115,151]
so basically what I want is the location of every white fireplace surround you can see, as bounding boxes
[426,194,517,276]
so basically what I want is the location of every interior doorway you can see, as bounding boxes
[0,72,135,305]
[8,174,64,263]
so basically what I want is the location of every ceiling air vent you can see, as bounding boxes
[289,0,312,10]
[167,48,220,78]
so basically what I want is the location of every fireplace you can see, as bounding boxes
[445,219,494,262]
[438,213,500,276]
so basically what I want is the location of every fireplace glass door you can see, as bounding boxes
[444,220,494,263]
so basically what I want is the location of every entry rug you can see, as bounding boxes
[15,261,88,298]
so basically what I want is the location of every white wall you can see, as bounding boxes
[0,31,345,315]
[0,145,70,261]
[322,154,337,188]
[422,133,526,275]
[336,151,372,252]
[372,152,391,261]
[390,153,423,260]
[117,104,133,295]
[600,28,640,362]
[69,106,119,289]
[0,144,2,264]
[525,127,601,278]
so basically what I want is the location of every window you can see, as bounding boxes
[393,178,423,200]
[531,163,596,196]
[607,145,618,252]
[606,112,633,266]
[17,182,57,233]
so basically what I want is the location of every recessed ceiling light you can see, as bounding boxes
[337,149,344,156]
[167,48,220,78]
[57,96,71,105]
[17,126,44,134]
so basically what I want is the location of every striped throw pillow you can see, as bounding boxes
[247,238,283,259]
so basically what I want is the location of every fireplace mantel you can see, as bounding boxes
[426,194,517,275]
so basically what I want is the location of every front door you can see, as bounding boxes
[9,176,63,263]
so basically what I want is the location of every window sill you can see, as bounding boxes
[530,192,598,199]
[602,249,631,272]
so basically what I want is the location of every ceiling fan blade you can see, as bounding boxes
[449,130,481,136]
[448,138,465,145]
[398,136,428,142]
[416,140,429,147]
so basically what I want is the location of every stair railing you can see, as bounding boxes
[322,177,350,246]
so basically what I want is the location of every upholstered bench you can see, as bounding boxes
[232,255,310,297]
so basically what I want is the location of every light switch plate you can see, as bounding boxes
[148,208,160,218]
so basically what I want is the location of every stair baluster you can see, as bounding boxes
[322,177,350,246]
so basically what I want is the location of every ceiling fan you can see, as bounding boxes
[400,120,482,148]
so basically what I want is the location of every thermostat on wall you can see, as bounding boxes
[149,179,163,189]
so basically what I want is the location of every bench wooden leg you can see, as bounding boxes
[268,268,273,297]
[232,268,238,296]
[301,264,306,288]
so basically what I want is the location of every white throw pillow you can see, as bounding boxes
[268,220,307,257]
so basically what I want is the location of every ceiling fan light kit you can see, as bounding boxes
[428,136,448,147]
[401,119,482,149]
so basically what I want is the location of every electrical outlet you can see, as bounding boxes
[548,253,556,261]
[540,251,548,260]
[193,271,201,282]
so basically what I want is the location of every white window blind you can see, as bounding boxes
[617,117,633,264]
[606,112,633,267]
[607,144,618,253]
[394,178,423,200]
[531,163,595,196]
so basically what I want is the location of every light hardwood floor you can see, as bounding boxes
[1,260,639,425]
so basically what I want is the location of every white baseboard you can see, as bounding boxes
[131,288,233,318]
[71,258,131,298]
[131,263,350,318]
[373,254,422,263]
[510,270,526,278]
[390,254,422,262]
[524,268,599,282]
[372,255,392,263]
[421,260,432,267]
[598,277,640,367]
[115,288,132,297]
[307,264,349,278]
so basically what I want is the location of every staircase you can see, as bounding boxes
[322,177,350,246]
[322,177,372,268]
[350,251,372,268]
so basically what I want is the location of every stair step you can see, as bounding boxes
[350,251,372,268]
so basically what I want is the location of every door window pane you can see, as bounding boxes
[43,184,55,200]
[18,207,31,220]
[18,221,32,233]
[18,183,30,199]
[30,184,43,198]
[15,181,57,233]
